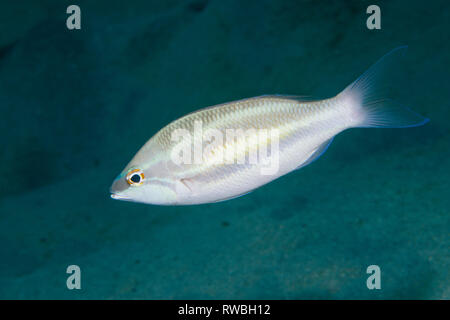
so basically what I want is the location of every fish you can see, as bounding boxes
[110,46,429,205]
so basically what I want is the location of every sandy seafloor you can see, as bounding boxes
[0,0,448,299]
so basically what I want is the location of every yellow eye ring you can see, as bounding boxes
[126,169,145,186]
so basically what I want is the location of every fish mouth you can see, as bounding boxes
[110,193,131,200]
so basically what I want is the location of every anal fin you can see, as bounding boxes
[295,137,334,170]
[213,190,254,203]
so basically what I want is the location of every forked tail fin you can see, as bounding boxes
[339,46,429,128]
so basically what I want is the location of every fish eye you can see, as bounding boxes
[126,169,145,186]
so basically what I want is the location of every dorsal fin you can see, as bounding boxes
[257,94,324,103]
[182,95,324,117]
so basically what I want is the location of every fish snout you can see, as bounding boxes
[110,176,130,200]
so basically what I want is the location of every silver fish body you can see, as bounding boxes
[110,47,428,205]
